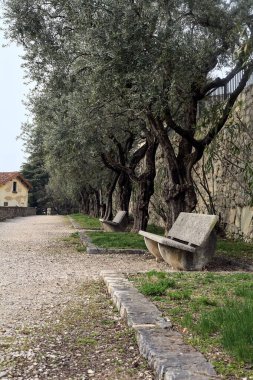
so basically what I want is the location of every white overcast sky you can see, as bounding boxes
[0,13,29,172]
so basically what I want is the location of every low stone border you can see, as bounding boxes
[68,216,148,255]
[101,271,218,380]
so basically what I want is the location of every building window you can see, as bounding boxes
[12,181,17,193]
[4,202,8,207]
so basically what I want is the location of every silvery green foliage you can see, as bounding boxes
[3,0,253,221]
[4,0,253,122]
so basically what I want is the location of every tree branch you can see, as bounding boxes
[162,107,202,149]
[201,65,253,147]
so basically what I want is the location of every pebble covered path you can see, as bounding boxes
[0,215,169,329]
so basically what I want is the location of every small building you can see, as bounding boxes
[0,172,32,207]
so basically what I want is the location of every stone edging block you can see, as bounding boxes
[101,271,218,380]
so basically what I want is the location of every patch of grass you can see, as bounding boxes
[63,231,79,242]
[166,289,192,300]
[76,246,86,252]
[234,282,253,299]
[137,270,176,296]
[70,213,101,229]
[146,270,167,279]
[101,319,116,326]
[63,232,86,253]
[69,218,166,250]
[76,337,97,346]
[86,231,146,250]
[139,278,176,296]
[217,239,253,259]
[130,271,253,379]
[196,300,253,362]
[146,224,165,235]
[194,296,218,307]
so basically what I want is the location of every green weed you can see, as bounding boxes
[146,270,168,279]
[70,232,79,238]
[194,296,218,306]
[76,337,97,346]
[167,290,191,300]
[131,271,253,378]
[139,278,176,296]
[234,283,253,299]
[196,301,253,362]
[63,232,86,252]
[76,246,86,252]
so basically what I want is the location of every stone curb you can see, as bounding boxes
[68,216,148,255]
[101,271,218,380]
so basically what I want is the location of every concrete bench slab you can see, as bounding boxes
[139,213,219,270]
[99,210,128,232]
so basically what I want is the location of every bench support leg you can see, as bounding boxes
[158,231,217,270]
[144,237,164,262]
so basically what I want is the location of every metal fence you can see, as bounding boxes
[197,71,253,116]
[209,71,253,100]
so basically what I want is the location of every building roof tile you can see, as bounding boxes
[0,172,32,189]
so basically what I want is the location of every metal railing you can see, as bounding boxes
[197,71,253,116]
[209,71,253,100]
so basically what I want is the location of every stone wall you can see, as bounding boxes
[195,84,253,240]
[0,207,36,220]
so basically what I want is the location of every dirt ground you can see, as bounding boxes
[0,215,170,379]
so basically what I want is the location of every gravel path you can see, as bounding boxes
[0,215,169,330]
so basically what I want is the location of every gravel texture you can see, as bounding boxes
[0,215,169,329]
[0,215,170,379]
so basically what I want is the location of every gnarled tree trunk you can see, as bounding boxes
[131,138,158,232]
[118,172,132,215]
[103,172,120,220]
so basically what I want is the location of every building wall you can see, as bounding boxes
[0,178,29,207]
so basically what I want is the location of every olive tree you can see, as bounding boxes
[3,0,253,230]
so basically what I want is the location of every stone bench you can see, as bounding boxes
[139,212,219,270]
[99,210,128,232]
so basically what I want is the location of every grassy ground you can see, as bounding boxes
[69,213,165,250]
[69,214,253,271]
[64,214,253,378]
[85,224,165,250]
[86,231,147,250]
[70,213,101,229]
[69,214,253,267]
[130,270,253,379]
[1,281,153,379]
[217,238,253,261]
[85,231,253,267]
